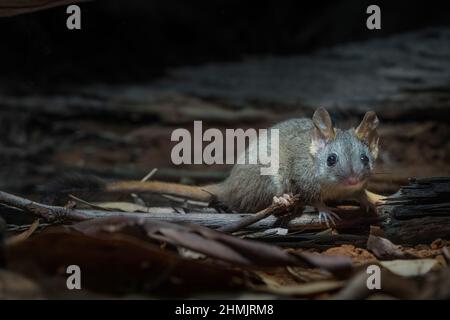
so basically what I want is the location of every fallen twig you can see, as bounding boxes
[0,190,88,222]
[217,195,302,233]
[6,219,40,246]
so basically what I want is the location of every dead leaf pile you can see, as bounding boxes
[1,212,449,299]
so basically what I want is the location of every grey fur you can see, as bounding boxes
[207,111,378,213]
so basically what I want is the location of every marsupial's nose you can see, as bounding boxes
[344,166,361,186]
[345,176,360,186]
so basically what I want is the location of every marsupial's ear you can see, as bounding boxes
[310,107,335,155]
[355,111,380,159]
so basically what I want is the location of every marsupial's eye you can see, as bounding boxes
[327,153,338,167]
[361,154,370,166]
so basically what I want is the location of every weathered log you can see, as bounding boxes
[378,177,450,244]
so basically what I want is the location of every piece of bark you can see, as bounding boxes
[367,235,419,260]
[378,177,450,244]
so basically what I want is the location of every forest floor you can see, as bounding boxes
[0,28,449,299]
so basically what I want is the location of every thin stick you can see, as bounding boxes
[217,195,302,233]
[217,206,275,233]
[6,219,40,245]
[0,190,91,222]
[131,168,159,205]
[68,194,114,211]
[141,168,158,182]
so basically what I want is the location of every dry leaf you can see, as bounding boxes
[94,202,176,213]
[6,228,247,296]
[0,269,43,299]
[254,278,344,296]
[380,259,438,277]
[332,268,420,300]
[72,216,353,276]
[251,269,342,297]
[367,235,418,260]
[286,266,333,283]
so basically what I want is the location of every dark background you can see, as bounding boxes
[1,0,450,88]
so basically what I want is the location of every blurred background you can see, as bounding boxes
[0,0,449,195]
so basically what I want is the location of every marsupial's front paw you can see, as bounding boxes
[272,193,294,206]
[316,205,341,227]
[272,193,303,215]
